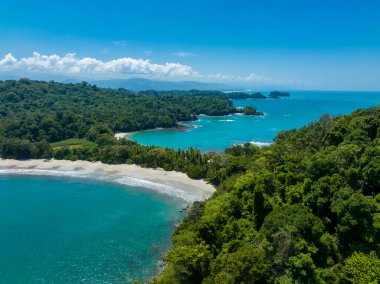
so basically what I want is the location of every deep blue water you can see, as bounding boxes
[0,176,184,283]
[130,91,380,151]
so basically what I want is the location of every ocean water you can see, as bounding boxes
[130,91,380,151]
[0,175,184,283]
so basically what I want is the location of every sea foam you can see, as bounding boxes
[0,168,198,203]
[115,177,197,202]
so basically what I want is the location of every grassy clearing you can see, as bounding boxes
[51,139,96,150]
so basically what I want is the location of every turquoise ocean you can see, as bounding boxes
[0,176,184,283]
[1,91,379,283]
[130,91,380,151]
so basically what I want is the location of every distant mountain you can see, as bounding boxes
[92,78,235,91]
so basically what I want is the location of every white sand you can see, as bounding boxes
[0,159,215,202]
[114,132,133,139]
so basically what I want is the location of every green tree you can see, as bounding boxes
[343,251,380,283]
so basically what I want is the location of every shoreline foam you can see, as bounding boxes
[0,159,215,203]
[114,132,137,139]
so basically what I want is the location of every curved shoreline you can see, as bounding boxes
[0,159,215,203]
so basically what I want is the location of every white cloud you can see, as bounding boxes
[207,72,271,83]
[173,51,195,58]
[207,73,236,80]
[0,52,194,78]
[0,52,295,86]
[0,53,17,68]
[245,73,271,82]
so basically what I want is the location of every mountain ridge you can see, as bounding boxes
[91,78,237,91]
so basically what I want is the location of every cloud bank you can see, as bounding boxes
[0,52,278,84]
[0,52,194,78]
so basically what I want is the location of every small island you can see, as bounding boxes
[250,92,267,99]
[235,106,264,116]
[243,106,264,116]
[268,91,291,98]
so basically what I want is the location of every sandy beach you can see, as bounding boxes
[0,159,215,202]
[114,132,136,139]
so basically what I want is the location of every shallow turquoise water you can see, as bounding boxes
[0,176,184,283]
[130,91,380,151]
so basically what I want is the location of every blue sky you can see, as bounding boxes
[0,0,379,90]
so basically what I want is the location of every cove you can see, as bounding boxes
[0,175,184,283]
[130,91,380,151]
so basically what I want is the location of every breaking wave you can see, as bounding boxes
[0,168,198,203]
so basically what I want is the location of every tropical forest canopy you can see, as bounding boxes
[0,79,237,143]
[154,106,380,283]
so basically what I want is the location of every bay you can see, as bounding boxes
[130,91,380,151]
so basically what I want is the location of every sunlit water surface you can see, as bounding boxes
[131,91,380,151]
[0,176,185,283]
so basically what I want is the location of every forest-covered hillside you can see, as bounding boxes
[0,79,236,142]
[154,106,380,283]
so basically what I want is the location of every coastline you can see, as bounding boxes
[114,110,253,141]
[114,132,137,139]
[114,123,194,140]
[114,113,242,141]
[0,159,215,203]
